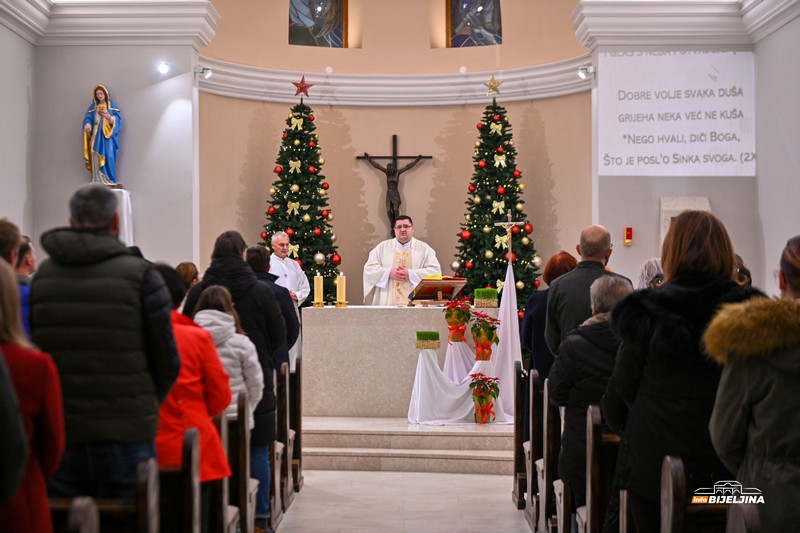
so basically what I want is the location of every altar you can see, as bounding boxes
[302,306,494,417]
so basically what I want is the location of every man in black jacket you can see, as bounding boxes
[32,184,180,499]
[183,231,286,527]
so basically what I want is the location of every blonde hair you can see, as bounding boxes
[0,260,31,348]
[661,211,736,283]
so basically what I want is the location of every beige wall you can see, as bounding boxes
[198,0,591,303]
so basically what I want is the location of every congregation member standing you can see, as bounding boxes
[0,261,64,533]
[183,230,286,531]
[14,235,36,336]
[269,232,308,367]
[705,234,800,531]
[32,184,179,499]
[545,225,628,354]
[363,215,441,305]
[606,210,762,531]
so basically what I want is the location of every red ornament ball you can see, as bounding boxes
[296,259,303,267]
[497,186,506,195]
[273,165,283,174]
[313,228,322,236]
[309,141,316,147]
[322,182,330,190]
[478,160,486,169]
[518,310,525,320]
[309,115,315,121]
[308,165,317,174]
[511,225,520,235]
[497,146,504,154]
[524,223,534,234]
[476,123,484,130]
[493,114,500,121]
[260,231,268,240]
[465,261,474,270]
[331,253,342,265]
[534,279,541,288]
[505,252,518,262]
[468,184,476,193]
[460,230,472,241]
[282,132,288,139]
[321,210,329,217]
[267,206,276,215]
[455,271,461,277]
[513,169,522,179]
[286,228,294,237]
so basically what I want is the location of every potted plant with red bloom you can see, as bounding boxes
[469,372,500,423]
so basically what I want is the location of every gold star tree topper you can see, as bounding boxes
[484,75,503,95]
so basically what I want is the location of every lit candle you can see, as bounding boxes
[314,271,323,305]
[336,273,346,304]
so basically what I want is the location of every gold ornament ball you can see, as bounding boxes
[293,139,300,146]
[509,140,515,146]
[472,196,482,205]
[483,226,492,234]
[290,184,300,193]
[269,187,276,196]
[327,213,334,221]
[318,157,325,165]
[475,141,481,148]
[515,202,524,212]
[516,281,525,290]
[451,260,461,271]
[319,189,327,197]
[522,237,531,246]
[302,214,311,223]
[484,250,494,259]
[313,252,325,265]
[532,255,543,267]
[519,183,525,191]
[465,214,472,221]
[329,233,337,243]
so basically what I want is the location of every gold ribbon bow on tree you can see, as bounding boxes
[494,233,510,249]
[288,160,302,174]
[494,154,507,168]
[288,243,300,258]
[286,201,300,215]
[492,200,505,214]
[496,279,505,293]
[489,122,503,135]
[290,117,304,131]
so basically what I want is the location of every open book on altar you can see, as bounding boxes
[409,276,467,306]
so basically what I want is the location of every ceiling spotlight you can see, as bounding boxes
[578,66,595,80]
[194,66,213,79]
[156,61,171,75]
[325,66,333,74]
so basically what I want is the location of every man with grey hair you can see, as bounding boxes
[32,184,179,499]
[269,231,310,306]
[548,274,633,513]
[545,224,629,354]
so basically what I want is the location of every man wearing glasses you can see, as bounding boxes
[363,216,441,305]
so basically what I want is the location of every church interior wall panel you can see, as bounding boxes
[0,22,35,232]
[199,93,591,303]
[204,0,586,75]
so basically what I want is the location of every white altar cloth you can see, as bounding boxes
[442,341,474,383]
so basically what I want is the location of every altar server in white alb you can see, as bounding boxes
[363,215,441,305]
[270,231,311,306]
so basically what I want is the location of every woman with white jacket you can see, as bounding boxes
[194,285,264,428]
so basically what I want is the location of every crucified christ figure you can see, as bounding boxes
[363,153,424,231]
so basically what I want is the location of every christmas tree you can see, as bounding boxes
[453,98,541,314]
[260,96,342,303]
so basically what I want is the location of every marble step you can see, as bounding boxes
[303,447,513,476]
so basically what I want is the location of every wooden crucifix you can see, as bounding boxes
[357,134,432,234]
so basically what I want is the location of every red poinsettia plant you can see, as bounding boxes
[469,372,500,424]
[444,296,472,343]
[471,311,501,360]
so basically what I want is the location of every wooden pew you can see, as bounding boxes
[553,478,571,533]
[51,458,159,533]
[536,378,561,533]
[159,427,200,533]
[523,369,542,531]
[619,489,632,533]
[512,360,527,509]
[212,413,241,533]
[269,368,284,531]
[575,405,620,533]
[277,361,295,511]
[227,391,259,533]
[661,455,727,533]
[290,357,304,492]
[53,496,99,533]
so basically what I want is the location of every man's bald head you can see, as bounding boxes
[578,225,612,262]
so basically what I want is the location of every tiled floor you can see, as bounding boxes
[278,469,530,532]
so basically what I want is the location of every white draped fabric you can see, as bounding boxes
[407,347,512,425]
[491,264,523,416]
[442,341,475,383]
[112,189,133,246]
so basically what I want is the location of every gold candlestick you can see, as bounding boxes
[335,273,347,308]
[313,271,324,307]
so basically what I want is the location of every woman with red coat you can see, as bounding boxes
[153,264,231,530]
[0,260,65,533]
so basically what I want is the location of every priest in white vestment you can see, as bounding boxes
[363,215,441,305]
[270,231,311,368]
